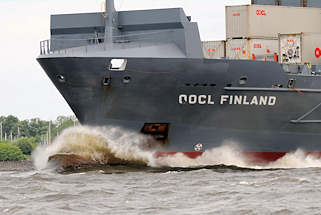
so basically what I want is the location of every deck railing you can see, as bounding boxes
[40,40,51,55]
[39,30,176,56]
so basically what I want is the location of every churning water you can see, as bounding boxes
[1,126,321,214]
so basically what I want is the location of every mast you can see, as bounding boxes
[105,0,117,43]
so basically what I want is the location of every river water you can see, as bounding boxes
[1,126,321,215]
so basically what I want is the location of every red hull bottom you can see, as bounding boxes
[155,152,321,163]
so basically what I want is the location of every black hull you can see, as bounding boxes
[37,57,321,154]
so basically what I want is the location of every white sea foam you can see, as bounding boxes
[32,126,156,170]
[153,144,249,168]
[32,126,321,170]
[265,150,321,169]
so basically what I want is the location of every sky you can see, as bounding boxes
[0,0,250,121]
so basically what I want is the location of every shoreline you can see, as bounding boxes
[0,159,35,172]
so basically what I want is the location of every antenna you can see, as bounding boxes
[105,0,116,17]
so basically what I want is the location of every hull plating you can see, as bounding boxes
[37,57,321,156]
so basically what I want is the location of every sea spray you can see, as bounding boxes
[156,148,321,169]
[32,126,157,170]
[153,144,249,168]
[32,126,321,170]
[266,150,321,169]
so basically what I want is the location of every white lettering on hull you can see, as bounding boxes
[179,95,215,105]
[179,94,277,106]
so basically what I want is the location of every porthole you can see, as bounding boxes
[122,76,131,84]
[239,76,248,85]
[57,75,66,83]
[287,79,295,88]
[102,77,111,86]
[194,83,199,87]
[210,84,216,87]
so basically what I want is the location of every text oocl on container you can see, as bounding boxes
[256,10,266,16]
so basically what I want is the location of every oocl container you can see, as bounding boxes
[279,33,321,65]
[226,38,279,61]
[251,0,279,5]
[226,5,321,39]
[307,0,321,8]
[252,0,321,8]
[202,41,226,59]
[280,0,302,7]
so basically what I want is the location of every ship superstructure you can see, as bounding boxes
[38,0,321,163]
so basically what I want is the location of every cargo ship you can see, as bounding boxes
[37,0,321,163]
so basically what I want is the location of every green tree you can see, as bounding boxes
[0,143,25,161]
[2,115,19,137]
[54,116,78,136]
[13,138,34,155]
[0,115,79,144]
[18,120,31,137]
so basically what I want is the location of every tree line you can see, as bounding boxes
[0,115,79,144]
[0,115,79,161]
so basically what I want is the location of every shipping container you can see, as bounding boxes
[252,0,321,8]
[252,0,279,5]
[226,5,321,39]
[281,0,302,7]
[307,0,321,8]
[252,0,301,6]
[226,38,279,61]
[279,33,321,65]
[202,41,226,59]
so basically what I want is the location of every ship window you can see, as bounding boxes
[109,59,127,71]
[226,83,232,87]
[239,76,248,85]
[210,84,216,87]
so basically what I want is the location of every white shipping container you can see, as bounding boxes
[280,0,301,7]
[226,38,279,61]
[202,41,226,59]
[226,5,321,39]
[279,33,321,65]
[307,0,321,8]
[252,0,278,5]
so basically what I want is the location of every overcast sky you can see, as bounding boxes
[0,0,250,120]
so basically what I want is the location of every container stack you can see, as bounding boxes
[202,2,321,64]
[226,38,278,61]
[224,4,321,64]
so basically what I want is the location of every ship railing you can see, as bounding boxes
[40,40,51,55]
[39,37,106,56]
[39,30,176,56]
[40,30,179,55]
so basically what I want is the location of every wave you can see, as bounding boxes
[32,126,321,170]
